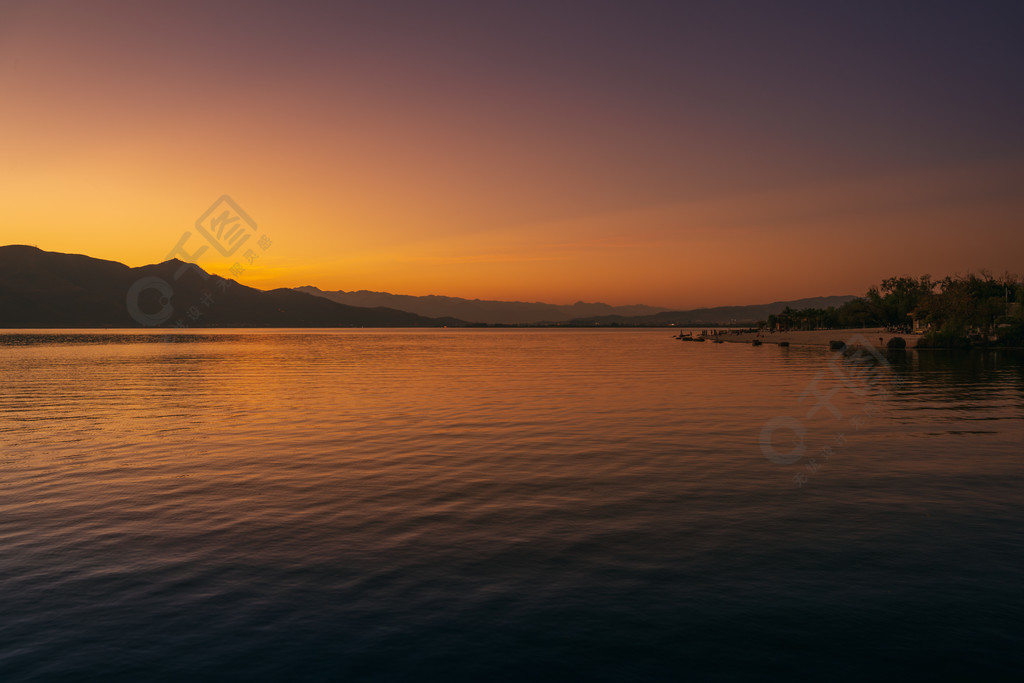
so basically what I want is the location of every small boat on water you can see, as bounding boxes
[751,339,762,346]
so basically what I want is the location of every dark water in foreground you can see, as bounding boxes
[1,329,1022,681]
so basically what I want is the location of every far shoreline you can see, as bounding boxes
[683,327,1024,351]
[705,327,908,349]
[1,326,1023,350]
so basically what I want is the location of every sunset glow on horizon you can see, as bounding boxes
[2,1,1022,308]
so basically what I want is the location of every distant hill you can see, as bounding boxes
[295,286,669,325]
[0,246,457,328]
[566,296,860,326]
[0,246,858,329]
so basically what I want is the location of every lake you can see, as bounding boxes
[1,329,1022,680]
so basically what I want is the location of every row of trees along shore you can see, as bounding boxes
[763,273,1024,348]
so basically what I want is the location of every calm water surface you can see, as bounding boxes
[1,329,1022,681]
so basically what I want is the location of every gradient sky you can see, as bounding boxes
[2,0,1022,308]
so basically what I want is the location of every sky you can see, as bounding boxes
[1,0,1022,308]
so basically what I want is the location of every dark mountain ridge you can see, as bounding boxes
[0,246,456,328]
[295,286,668,325]
[1,245,858,329]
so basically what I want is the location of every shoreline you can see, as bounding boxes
[690,327,915,349]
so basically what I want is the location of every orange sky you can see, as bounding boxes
[2,2,1022,309]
